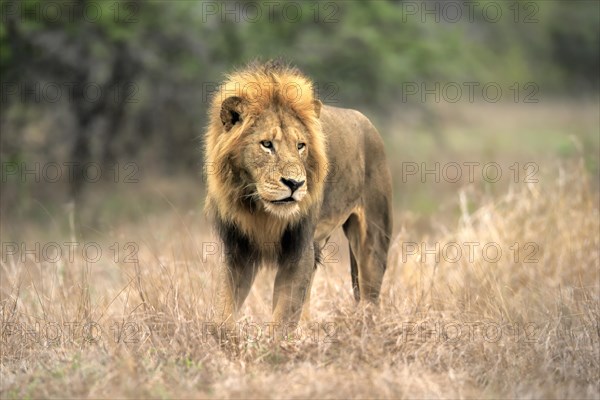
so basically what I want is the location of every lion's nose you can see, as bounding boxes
[280,177,305,193]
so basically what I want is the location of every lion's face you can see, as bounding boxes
[239,107,310,218]
[205,65,327,230]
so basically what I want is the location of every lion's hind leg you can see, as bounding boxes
[343,202,391,304]
[343,213,364,302]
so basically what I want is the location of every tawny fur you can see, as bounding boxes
[204,62,328,244]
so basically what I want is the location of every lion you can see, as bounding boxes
[204,60,392,339]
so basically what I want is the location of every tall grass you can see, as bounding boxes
[1,159,598,398]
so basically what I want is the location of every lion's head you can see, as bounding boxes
[204,61,328,238]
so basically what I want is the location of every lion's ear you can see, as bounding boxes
[220,96,244,131]
[313,99,322,118]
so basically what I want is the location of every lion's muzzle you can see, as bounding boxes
[280,177,305,193]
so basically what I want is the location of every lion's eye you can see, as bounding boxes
[297,143,306,150]
[260,140,273,150]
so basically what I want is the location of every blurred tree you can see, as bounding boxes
[548,2,600,91]
[0,0,598,212]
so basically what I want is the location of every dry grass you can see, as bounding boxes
[1,153,599,398]
[0,87,600,398]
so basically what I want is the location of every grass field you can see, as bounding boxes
[1,102,599,398]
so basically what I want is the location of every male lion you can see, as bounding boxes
[204,61,392,337]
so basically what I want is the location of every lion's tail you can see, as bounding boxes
[349,244,360,302]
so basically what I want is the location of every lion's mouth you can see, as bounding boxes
[270,197,296,204]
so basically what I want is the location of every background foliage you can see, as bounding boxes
[1,0,598,212]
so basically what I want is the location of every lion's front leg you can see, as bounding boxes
[272,243,315,335]
[213,262,257,344]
